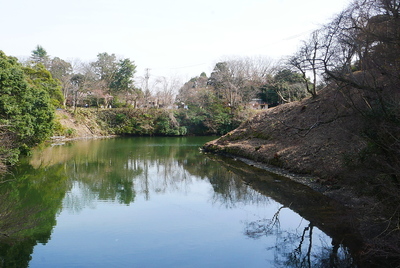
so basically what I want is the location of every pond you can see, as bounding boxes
[0,137,361,267]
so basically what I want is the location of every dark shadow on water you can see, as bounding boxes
[206,154,364,267]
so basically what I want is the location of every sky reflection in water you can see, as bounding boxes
[3,137,353,267]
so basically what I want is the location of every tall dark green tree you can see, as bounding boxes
[31,45,49,66]
[91,52,118,88]
[110,58,137,93]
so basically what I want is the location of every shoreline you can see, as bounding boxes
[49,134,118,144]
[202,149,367,210]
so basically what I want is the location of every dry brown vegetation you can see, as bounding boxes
[204,86,366,181]
[203,84,400,265]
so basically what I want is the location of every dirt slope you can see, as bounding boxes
[204,87,367,182]
[54,109,109,139]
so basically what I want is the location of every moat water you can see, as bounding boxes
[0,137,360,267]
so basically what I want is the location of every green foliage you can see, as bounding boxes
[31,45,49,64]
[95,108,186,136]
[0,160,68,266]
[258,87,280,105]
[265,69,308,103]
[0,51,55,166]
[110,58,137,93]
[92,52,118,87]
[275,69,304,84]
[52,119,76,137]
[175,99,240,136]
[49,57,72,80]
[154,112,186,136]
[65,128,76,137]
[176,82,243,135]
[0,147,20,166]
[109,99,122,108]
[23,63,64,108]
[175,108,208,135]
[115,113,127,124]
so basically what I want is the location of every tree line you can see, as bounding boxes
[1,0,399,179]
[29,46,313,111]
[27,47,140,109]
[178,0,400,179]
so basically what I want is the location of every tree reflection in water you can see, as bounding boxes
[0,163,67,268]
[208,170,271,209]
[0,137,363,267]
[244,205,356,268]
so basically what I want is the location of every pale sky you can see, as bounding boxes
[1,0,351,82]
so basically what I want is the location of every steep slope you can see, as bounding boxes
[54,109,111,140]
[204,87,366,182]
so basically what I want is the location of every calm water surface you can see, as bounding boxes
[0,137,359,267]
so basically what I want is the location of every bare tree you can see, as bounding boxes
[307,1,400,259]
[176,72,209,107]
[48,57,73,106]
[209,61,243,108]
[209,56,276,108]
[288,31,323,98]
[154,76,181,108]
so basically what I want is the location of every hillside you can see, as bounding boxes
[54,109,108,139]
[204,86,367,183]
[203,86,400,265]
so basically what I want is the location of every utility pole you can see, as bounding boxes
[145,68,150,92]
[144,68,151,106]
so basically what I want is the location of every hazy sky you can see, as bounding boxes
[1,0,351,81]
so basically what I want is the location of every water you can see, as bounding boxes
[0,137,359,267]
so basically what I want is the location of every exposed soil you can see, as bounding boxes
[204,87,368,186]
[56,109,95,137]
[53,109,113,142]
[203,87,400,266]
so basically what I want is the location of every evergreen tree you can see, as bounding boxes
[23,63,64,108]
[110,58,137,93]
[0,51,54,167]
[31,45,49,65]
